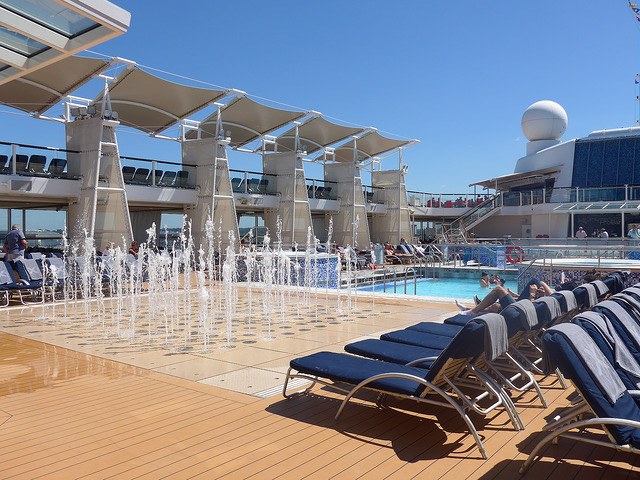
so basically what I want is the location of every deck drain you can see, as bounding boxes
[253,378,312,399]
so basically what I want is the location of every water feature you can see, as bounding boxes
[25,215,366,353]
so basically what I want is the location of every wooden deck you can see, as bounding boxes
[0,331,637,479]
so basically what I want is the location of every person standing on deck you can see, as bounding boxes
[575,226,587,239]
[599,228,609,239]
[629,225,640,240]
[3,224,27,261]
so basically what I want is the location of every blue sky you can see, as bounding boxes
[2,1,640,201]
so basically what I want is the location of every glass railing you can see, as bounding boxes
[229,169,280,195]
[120,155,196,188]
[0,141,74,178]
[0,141,197,189]
[305,178,338,200]
[362,185,384,203]
[502,185,638,208]
[406,191,490,208]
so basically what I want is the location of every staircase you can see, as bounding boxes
[442,194,501,241]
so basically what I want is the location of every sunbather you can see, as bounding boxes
[456,280,553,315]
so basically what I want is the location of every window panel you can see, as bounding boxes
[586,141,604,186]
[0,0,99,38]
[619,138,635,184]
[602,140,619,186]
[572,141,589,187]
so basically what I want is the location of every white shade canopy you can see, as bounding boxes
[0,55,110,114]
[277,116,365,154]
[333,131,413,162]
[187,95,306,147]
[94,67,226,134]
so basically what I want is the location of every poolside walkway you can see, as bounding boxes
[0,293,637,479]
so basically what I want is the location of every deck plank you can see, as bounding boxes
[0,323,637,480]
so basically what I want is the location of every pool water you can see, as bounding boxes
[358,277,516,299]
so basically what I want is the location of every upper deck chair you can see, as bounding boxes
[14,154,28,174]
[0,154,8,173]
[231,177,244,192]
[284,318,516,459]
[48,158,66,176]
[0,261,40,306]
[28,154,46,174]
[132,167,149,184]
[258,178,268,193]
[521,323,640,473]
[148,169,162,185]
[246,178,260,194]
[175,170,189,187]
[122,166,135,182]
[158,170,176,186]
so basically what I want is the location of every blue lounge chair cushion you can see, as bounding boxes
[345,339,440,367]
[290,352,429,396]
[381,330,454,350]
[543,327,640,448]
[444,314,473,326]
[406,322,462,337]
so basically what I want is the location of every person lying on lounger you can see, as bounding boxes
[455,279,553,315]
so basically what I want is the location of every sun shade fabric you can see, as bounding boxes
[277,116,365,154]
[0,55,110,114]
[333,131,412,162]
[95,68,226,134]
[188,96,306,146]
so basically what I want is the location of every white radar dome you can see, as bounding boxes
[521,100,568,141]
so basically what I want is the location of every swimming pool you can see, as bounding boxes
[358,277,514,300]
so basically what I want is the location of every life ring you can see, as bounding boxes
[506,246,525,264]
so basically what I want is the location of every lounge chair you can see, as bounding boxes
[14,154,28,174]
[571,311,640,400]
[521,323,640,473]
[0,154,7,173]
[284,316,520,459]
[231,177,244,192]
[246,178,260,194]
[175,170,189,187]
[593,298,640,360]
[158,170,176,186]
[377,301,550,406]
[0,261,40,306]
[48,158,66,176]
[148,169,162,185]
[28,154,46,174]
[14,259,45,301]
[44,257,72,292]
[132,168,149,184]
[122,166,135,182]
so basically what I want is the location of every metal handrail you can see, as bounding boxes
[382,267,397,293]
[404,267,418,294]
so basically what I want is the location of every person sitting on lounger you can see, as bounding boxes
[456,279,553,315]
